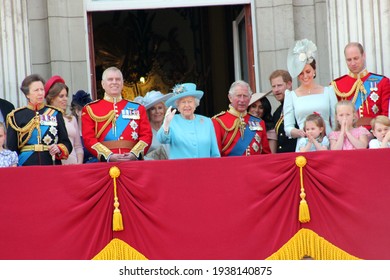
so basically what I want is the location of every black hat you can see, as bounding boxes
[72,90,92,107]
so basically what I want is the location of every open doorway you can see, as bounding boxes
[88,5,253,116]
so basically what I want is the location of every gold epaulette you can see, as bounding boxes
[6,107,40,149]
[212,111,226,119]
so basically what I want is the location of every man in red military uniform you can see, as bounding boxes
[332,42,390,129]
[212,80,271,156]
[82,67,152,162]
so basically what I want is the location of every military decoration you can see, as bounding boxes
[130,120,138,130]
[131,131,138,140]
[249,121,263,131]
[372,104,379,114]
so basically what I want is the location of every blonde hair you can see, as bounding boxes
[304,113,326,142]
[0,122,7,148]
[370,115,390,130]
[334,100,357,131]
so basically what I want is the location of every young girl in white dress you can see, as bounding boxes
[297,113,329,152]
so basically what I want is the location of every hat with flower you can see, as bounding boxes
[165,83,204,108]
[133,90,173,110]
[287,39,317,78]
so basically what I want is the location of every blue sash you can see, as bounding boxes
[355,74,383,110]
[104,101,139,141]
[229,115,258,156]
[19,109,58,166]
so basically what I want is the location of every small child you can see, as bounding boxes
[297,113,329,152]
[369,115,390,148]
[0,122,18,167]
[329,100,371,150]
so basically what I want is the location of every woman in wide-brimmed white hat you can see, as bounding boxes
[157,83,220,159]
[134,90,172,160]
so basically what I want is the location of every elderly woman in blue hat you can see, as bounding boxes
[134,90,172,159]
[157,83,220,159]
[284,38,337,151]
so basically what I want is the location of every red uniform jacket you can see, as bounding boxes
[81,97,152,161]
[212,106,271,156]
[332,70,390,124]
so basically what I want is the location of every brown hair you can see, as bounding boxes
[344,42,365,56]
[269,69,292,84]
[45,82,71,120]
[304,113,326,142]
[45,82,69,105]
[20,74,45,96]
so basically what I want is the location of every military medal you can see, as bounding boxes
[130,119,138,130]
[131,131,138,140]
[122,109,131,119]
[129,109,140,120]
[255,134,261,143]
[252,142,259,152]
[372,104,379,114]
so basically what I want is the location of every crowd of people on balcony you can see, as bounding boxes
[0,40,389,167]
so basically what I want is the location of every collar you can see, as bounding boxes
[103,93,122,103]
[27,103,45,111]
[348,69,369,79]
[228,105,247,118]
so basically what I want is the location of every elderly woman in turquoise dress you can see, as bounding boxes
[283,39,337,151]
[157,83,220,159]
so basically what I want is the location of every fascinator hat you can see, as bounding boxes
[287,39,317,78]
[72,90,92,107]
[165,83,204,108]
[134,90,173,110]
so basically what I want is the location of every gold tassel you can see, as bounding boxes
[266,228,360,260]
[109,166,123,231]
[92,238,148,260]
[295,156,310,223]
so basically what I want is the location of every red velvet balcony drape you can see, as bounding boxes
[0,149,389,259]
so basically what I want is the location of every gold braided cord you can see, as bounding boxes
[7,112,40,149]
[275,114,283,135]
[85,105,116,138]
[331,79,366,102]
[214,117,241,152]
[266,229,360,260]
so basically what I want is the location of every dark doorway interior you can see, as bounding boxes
[90,5,245,117]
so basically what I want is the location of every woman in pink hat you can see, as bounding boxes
[45,75,84,164]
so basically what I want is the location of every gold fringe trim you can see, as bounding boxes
[266,228,361,260]
[110,166,123,231]
[92,238,148,260]
[295,156,310,223]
